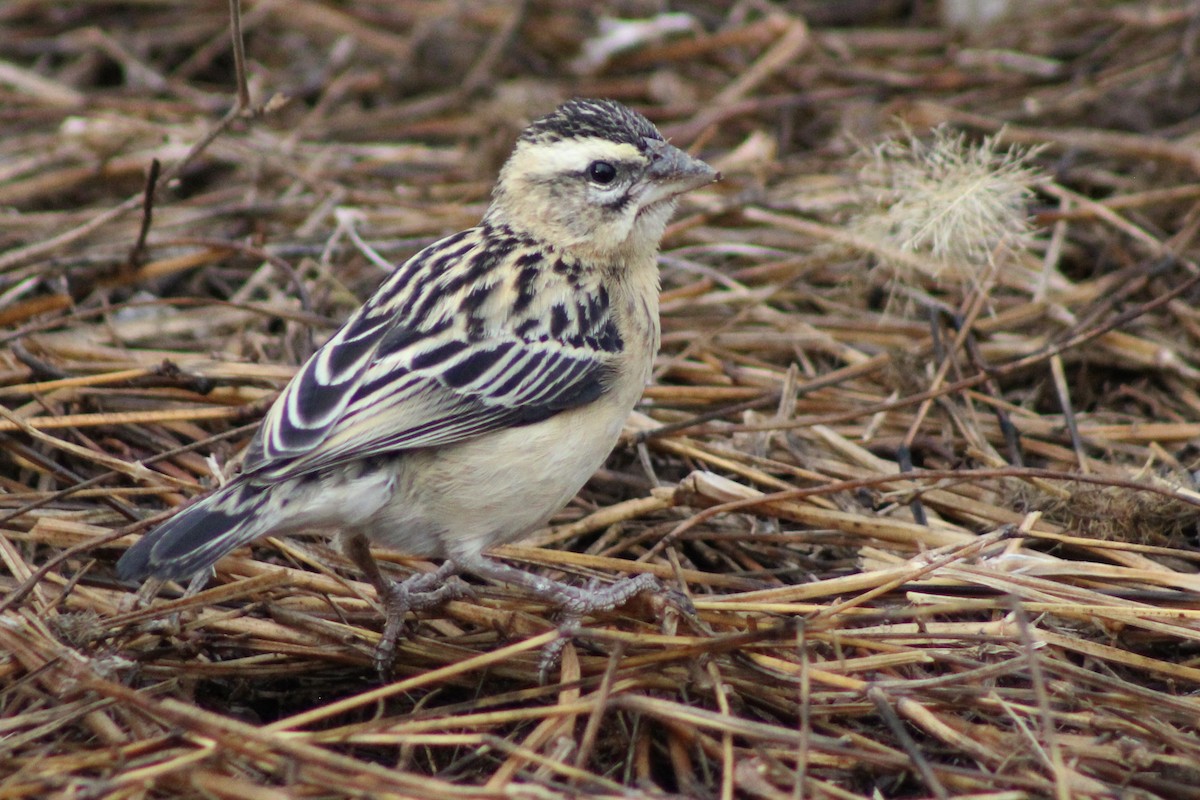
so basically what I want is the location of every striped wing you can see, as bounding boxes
[240,241,614,481]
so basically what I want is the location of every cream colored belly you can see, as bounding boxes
[358,392,634,560]
[347,278,658,561]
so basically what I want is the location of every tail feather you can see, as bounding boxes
[117,482,270,582]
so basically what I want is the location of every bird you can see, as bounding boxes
[117,98,718,674]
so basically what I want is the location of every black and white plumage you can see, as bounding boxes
[117,98,717,673]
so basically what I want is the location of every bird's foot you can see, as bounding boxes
[373,562,471,678]
[535,573,696,680]
[457,555,689,680]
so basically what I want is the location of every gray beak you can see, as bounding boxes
[644,138,719,198]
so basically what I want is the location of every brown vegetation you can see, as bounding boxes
[4,2,1200,797]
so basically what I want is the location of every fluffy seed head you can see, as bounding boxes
[852,126,1043,280]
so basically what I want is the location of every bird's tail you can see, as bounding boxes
[117,481,274,583]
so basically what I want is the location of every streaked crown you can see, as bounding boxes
[518,98,663,150]
[489,98,716,262]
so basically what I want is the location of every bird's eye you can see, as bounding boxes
[587,161,617,184]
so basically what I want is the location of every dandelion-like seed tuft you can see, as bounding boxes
[850,126,1044,285]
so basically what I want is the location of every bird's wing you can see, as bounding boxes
[240,238,618,481]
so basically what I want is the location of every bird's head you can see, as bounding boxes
[487,99,717,264]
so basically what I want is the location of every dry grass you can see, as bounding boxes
[4,2,1200,798]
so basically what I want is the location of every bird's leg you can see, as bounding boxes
[344,534,467,677]
[459,552,663,613]
[454,552,678,678]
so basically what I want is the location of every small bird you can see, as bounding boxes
[117,98,717,673]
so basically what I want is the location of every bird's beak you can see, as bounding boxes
[642,138,719,206]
